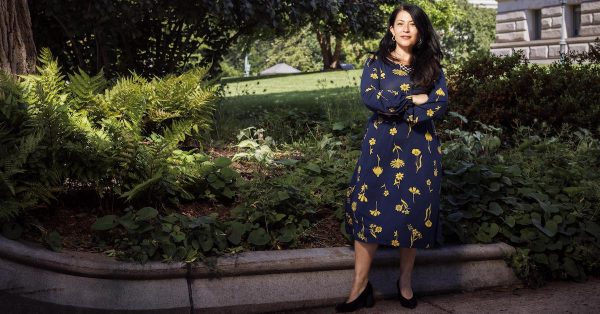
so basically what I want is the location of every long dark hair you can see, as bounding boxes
[373,4,444,91]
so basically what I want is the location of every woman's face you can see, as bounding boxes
[389,10,419,49]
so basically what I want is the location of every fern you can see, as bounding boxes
[68,68,107,101]
[120,170,164,202]
[0,131,44,194]
[0,69,51,221]
[1,48,221,219]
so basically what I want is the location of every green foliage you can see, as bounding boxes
[29,0,396,77]
[223,25,323,75]
[225,128,358,249]
[0,68,55,221]
[232,127,276,167]
[342,37,380,69]
[440,117,600,287]
[567,37,600,63]
[0,128,47,219]
[447,45,600,139]
[230,177,316,248]
[29,0,297,78]
[29,0,494,77]
[297,1,395,69]
[96,66,218,139]
[396,0,462,32]
[119,139,240,208]
[92,206,233,265]
[0,49,234,220]
[439,0,496,63]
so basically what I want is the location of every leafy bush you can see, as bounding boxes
[91,206,232,266]
[0,72,50,220]
[0,49,236,221]
[440,116,600,287]
[232,126,276,168]
[447,39,600,140]
[228,129,358,249]
[89,128,359,262]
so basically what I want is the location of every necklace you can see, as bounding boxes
[391,50,411,65]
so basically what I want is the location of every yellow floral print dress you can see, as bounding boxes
[344,54,449,249]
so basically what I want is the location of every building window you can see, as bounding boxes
[527,9,542,40]
[573,5,581,37]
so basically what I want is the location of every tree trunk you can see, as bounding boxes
[316,29,332,70]
[330,34,343,69]
[0,0,37,75]
[317,29,344,70]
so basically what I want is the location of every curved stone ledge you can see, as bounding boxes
[0,235,187,280]
[191,240,516,277]
[0,235,521,313]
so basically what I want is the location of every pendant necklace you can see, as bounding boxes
[391,50,413,73]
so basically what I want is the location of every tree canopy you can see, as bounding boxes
[29,0,300,77]
[24,0,494,78]
[28,0,406,77]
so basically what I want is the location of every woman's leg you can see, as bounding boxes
[345,240,378,302]
[399,247,416,298]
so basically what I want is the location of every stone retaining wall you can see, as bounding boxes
[0,236,521,313]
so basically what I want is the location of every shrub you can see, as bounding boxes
[447,39,600,140]
[91,206,231,265]
[440,117,600,287]
[0,49,236,221]
[0,71,49,220]
[229,129,357,249]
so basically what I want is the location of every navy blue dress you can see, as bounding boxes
[344,54,449,249]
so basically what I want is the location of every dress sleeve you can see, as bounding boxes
[403,68,448,124]
[360,55,412,114]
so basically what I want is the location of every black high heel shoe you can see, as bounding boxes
[396,278,417,309]
[335,281,375,312]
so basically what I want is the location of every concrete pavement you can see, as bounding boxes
[280,275,600,314]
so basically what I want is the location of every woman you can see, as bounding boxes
[336,4,448,312]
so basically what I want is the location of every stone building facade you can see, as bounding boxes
[490,0,600,63]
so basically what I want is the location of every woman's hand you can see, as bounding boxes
[411,94,428,105]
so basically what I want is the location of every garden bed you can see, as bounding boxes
[2,49,599,290]
[18,200,346,254]
[17,145,348,255]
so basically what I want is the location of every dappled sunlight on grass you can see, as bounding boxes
[212,86,370,143]
[220,69,362,97]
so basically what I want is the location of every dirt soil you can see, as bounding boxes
[18,145,351,255]
[20,202,348,254]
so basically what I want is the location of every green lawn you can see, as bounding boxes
[213,69,369,143]
[220,69,363,96]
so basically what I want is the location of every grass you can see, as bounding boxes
[212,69,370,143]
[220,69,362,96]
